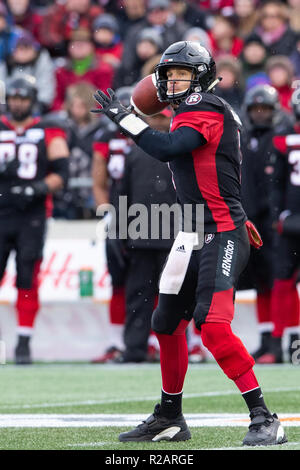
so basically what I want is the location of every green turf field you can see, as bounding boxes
[0,362,299,450]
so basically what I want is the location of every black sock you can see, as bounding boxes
[160,390,183,419]
[242,387,270,415]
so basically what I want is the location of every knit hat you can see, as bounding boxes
[148,0,170,11]
[93,14,119,34]
[137,28,164,51]
[15,30,40,51]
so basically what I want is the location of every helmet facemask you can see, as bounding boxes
[155,63,212,105]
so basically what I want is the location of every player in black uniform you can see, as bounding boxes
[92,87,133,363]
[92,42,287,446]
[239,84,293,361]
[257,89,300,364]
[0,76,69,364]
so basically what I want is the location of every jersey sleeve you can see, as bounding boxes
[93,141,109,159]
[93,129,112,160]
[171,94,224,143]
[44,128,67,147]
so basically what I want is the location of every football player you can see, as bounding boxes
[91,87,133,362]
[239,84,293,362]
[0,76,69,364]
[258,88,300,364]
[92,42,287,446]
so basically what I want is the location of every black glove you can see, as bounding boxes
[10,180,49,210]
[92,88,149,138]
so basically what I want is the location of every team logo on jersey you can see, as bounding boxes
[205,233,215,244]
[185,93,202,105]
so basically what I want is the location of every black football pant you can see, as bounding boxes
[0,212,46,288]
[124,248,169,361]
[152,224,250,334]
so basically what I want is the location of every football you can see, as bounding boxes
[130,74,168,117]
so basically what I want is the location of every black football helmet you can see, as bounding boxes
[243,84,280,129]
[291,88,300,121]
[6,75,37,121]
[154,41,216,104]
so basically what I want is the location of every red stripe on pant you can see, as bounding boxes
[16,259,42,329]
[205,287,235,324]
[109,286,126,325]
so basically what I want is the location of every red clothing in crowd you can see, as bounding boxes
[192,0,234,11]
[52,61,114,111]
[95,42,123,66]
[208,32,244,58]
[39,3,103,49]
[12,9,43,44]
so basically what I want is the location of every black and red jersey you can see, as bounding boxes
[168,92,247,232]
[93,128,132,208]
[0,115,66,217]
[272,125,300,216]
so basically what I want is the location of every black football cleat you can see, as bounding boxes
[243,407,287,447]
[119,404,191,442]
[14,335,32,365]
[252,332,271,361]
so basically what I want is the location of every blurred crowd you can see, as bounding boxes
[0,0,299,218]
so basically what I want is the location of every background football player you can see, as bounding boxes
[239,84,293,362]
[0,75,69,364]
[258,88,300,364]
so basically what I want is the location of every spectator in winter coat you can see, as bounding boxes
[113,27,163,87]
[92,14,123,70]
[234,0,259,39]
[214,55,244,114]
[0,3,19,61]
[254,0,298,56]
[52,28,113,111]
[0,30,55,113]
[239,34,270,88]
[120,0,187,83]
[208,12,244,58]
[38,0,103,56]
[169,0,211,30]
[5,0,43,43]
[265,55,295,112]
[116,0,147,39]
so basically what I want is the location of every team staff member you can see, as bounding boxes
[0,76,69,364]
[92,41,286,447]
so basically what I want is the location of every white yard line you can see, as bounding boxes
[1,386,300,410]
[0,413,300,428]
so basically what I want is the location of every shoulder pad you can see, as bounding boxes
[39,116,67,132]
[178,91,225,114]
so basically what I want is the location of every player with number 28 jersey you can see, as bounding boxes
[0,76,69,365]
[0,116,67,216]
